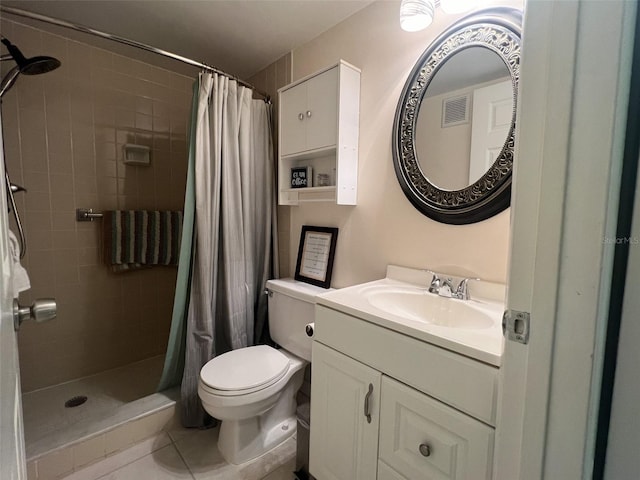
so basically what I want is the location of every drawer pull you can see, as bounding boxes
[419,443,431,457]
[364,383,373,423]
[298,113,304,121]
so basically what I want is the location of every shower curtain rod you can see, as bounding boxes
[0,6,270,102]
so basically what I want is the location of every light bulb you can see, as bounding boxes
[440,0,479,14]
[400,0,435,32]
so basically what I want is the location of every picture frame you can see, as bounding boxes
[291,166,313,189]
[294,225,339,288]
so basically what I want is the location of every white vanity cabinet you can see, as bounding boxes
[378,377,494,480]
[309,342,381,480]
[310,305,498,480]
[278,60,360,205]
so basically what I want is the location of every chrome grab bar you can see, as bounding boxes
[76,208,104,221]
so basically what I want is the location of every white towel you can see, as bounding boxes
[8,230,30,297]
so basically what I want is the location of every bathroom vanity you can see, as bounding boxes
[309,266,504,480]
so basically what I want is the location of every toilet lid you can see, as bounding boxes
[200,345,290,392]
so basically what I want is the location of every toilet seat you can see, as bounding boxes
[200,345,290,396]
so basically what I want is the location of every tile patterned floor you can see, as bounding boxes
[23,356,165,448]
[62,426,297,480]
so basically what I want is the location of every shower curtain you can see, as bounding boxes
[158,72,274,427]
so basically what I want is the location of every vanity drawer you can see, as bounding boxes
[379,376,494,480]
[315,305,498,425]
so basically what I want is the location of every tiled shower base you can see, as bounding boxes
[22,355,179,479]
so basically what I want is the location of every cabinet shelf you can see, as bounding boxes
[278,60,360,206]
[280,186,337,204]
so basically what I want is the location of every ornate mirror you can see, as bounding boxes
[392,8,522,224]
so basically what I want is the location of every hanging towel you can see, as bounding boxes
[102,210,183,272]
[7,229,30,296]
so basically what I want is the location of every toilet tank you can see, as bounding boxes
[266,279,330,361]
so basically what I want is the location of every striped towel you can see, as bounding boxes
[103,210,183,272]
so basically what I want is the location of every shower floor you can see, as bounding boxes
[22,355,166,459]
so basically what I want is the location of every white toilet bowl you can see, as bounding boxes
[198,345,306,464]
[197,278,328,465]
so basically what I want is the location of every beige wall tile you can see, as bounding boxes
[5,18,191,391]
[104,423,134,455]
[34,446,73,480]
[72,434,106,468]
[26,459,37,480]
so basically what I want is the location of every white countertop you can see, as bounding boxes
[316,266,505,366]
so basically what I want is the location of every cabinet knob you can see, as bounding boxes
[418,443,431,457]
[298,113,304,121]
[306,110,312,118]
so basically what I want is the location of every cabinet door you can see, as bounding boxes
[305,66,338,152]
[280,81,307,156]
[379,376,494,480]
[310,342,381,480]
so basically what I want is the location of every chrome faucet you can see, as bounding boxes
[455,278,472,300]
[439,277,454,297]
[427,273,441,294]
[427,272,476,300]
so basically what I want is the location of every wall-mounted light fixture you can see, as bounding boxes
[400,0,480,32]
[399,0,435,32]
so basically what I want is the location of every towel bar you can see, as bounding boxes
[76,208,103,222]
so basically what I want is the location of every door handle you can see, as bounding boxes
[14,298,56,331]
[364,383,373,423]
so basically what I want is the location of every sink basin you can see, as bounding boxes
[362,285,495,329]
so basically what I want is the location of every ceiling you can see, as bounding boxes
[1,1,373,79]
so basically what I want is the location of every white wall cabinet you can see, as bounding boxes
[278,60,360,205]
[310,305,497,480]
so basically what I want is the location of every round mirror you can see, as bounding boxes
[392,8,522,224]
[415,47,512,191]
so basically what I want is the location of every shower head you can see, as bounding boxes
[1,37,61,75]
[0,36,60,99]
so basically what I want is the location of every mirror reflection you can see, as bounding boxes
[415,47,512,191]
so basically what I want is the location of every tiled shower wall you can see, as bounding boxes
[1,19,193,392]
[248,54,291,277]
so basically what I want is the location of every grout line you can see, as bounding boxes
[171,438,196,480]
[77,433,172,480]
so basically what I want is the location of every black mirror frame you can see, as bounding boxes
[392,7,522,225]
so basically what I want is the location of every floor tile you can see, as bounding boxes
[174,427,296,480]
[236,437,296,480]
[173,427,236,479]
[96,444,193,480]
[260,458,296,480]
[63,433,172,480]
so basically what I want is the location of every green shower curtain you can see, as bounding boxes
[157,78,199,392]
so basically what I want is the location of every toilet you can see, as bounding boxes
[198,278,326,465]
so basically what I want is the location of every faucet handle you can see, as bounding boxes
[427,272,441,294]
[455,277,479,300]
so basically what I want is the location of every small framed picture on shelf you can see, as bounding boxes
[294,225,339,288]
[291,166,313,189]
